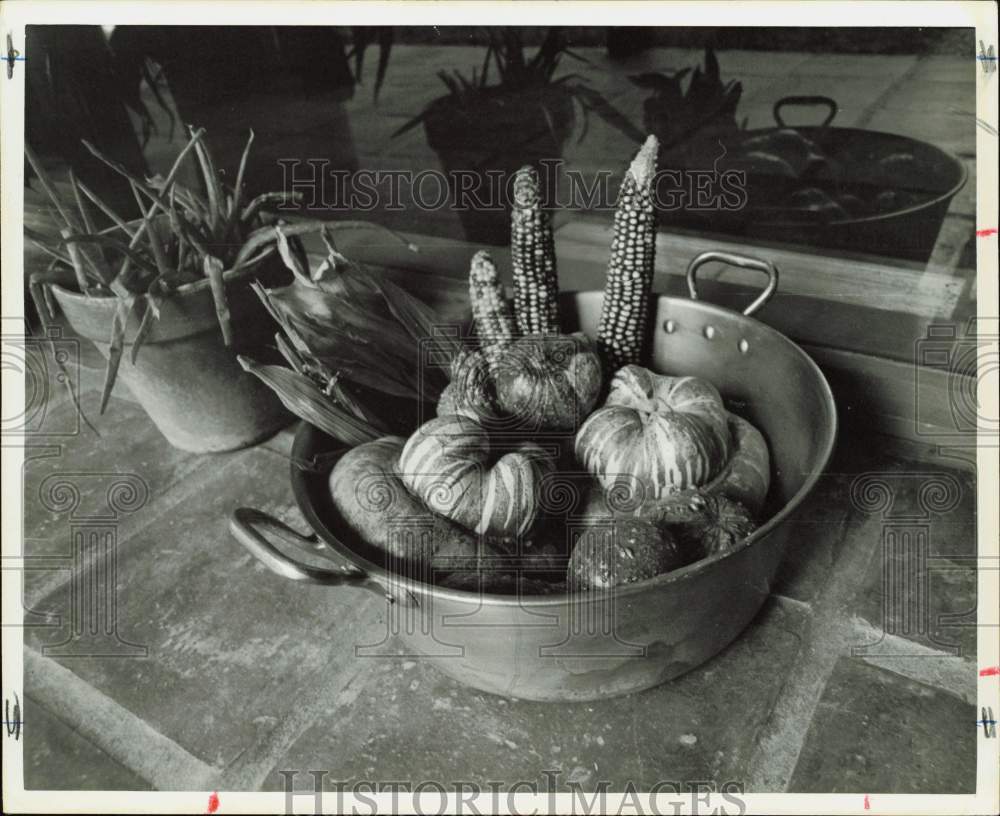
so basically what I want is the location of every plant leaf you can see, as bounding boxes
[23,142,78,231]
[100,299,128,414]
[203,255,233,347]
[129,295,158,365]
[231,129,255,219]
[237,357,382,447]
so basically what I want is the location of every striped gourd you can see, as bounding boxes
[492,332,602,432]
[511,166,560,336]
[596,135,659,372]
[397,415,554,538]
[438,348,499,422]
[574,365,731,501]
[468,250,517,368]
[398,415,491,532]
[480,443,554,538]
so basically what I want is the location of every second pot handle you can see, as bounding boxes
[230,507,388,596]
[773,95,838,128]
[686,251,779,317]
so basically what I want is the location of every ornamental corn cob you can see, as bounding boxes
[469,250,518,368]
[596,135,659,371]
[510,166,560,335]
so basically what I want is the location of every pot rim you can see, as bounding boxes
[47,258,265,304]
[294,291,839,608]
[673,124,968,230]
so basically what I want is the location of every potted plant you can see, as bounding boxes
[394,27,644,245]
[24,127,328,453]
[629,46,745,161]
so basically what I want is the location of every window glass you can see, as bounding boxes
[24,25,977,362]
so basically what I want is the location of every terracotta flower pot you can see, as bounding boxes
[50,263,291,453]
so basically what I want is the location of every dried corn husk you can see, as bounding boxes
[238,357,382,447]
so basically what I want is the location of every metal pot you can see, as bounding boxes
[659,95,967,262]
[230,252,837,701]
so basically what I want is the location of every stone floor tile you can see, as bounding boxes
[23,697,153,791]
[19,392,204,604]
[787,657,975,793]
[771,441,890,604]
[262,597,809,792]
[25,445,388,774]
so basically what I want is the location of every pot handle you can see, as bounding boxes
[773,95,838,128]
[230,507,389,596]
[685,251,779,317]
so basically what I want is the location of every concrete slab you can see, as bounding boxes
[25,445,387,776]
[19,393,203,604]
[847,463,978,660]
[787,657,975,793]
[23,697,154,791]
[261,597,809,792]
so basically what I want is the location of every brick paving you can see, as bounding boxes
[18,46,981,795]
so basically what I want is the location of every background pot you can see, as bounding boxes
[51,263,291,453]
[650,96,967,262]
[423,84,575,245]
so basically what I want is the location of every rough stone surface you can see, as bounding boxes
[19,393,202,605]
[264,598,809,792]
[25,445,386,774]
[23,697,153,791]
[849,463,978,660]
[788,658,976,793]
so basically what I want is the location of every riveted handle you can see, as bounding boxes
[230,507,388,595]
[773,95,838,128]
[685,251,779,317]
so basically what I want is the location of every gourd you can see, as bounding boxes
[397,415,556,538]
[330,437,564,577]
[568,518,686,590]
[330,436,481,568]
[575,364,731,501]
[638,490,758,558]
[492,331,603,433]
[703,412,770,516]
[437,348,499,423]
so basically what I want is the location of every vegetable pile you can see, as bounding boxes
[248,136,774,595]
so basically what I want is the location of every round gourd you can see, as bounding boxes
[568,518,686,589]
[492,332,603,432]
[397,415,555,538]
[703,412,771,516]
[635,489,758,558]
[575,365,731,500]
[437,348,499,423]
